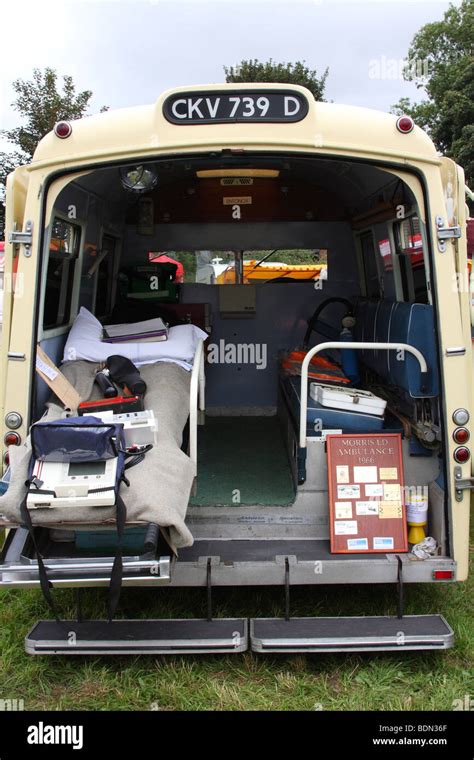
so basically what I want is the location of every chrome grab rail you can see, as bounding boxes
[190,338,205,471]
[299,341,428,449]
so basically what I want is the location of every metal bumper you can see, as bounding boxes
[0,528,172,588]
[170,539,456,586]
[0,533,456,589]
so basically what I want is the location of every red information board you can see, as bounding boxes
[326,433,408,554]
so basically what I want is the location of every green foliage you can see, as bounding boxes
[224,58,328,101]
[173,251,197,282]
[391,0,474,187]
[0,68,106,185]
[0,67,107,236]
[453,124,474,191]
[246,249,327,265]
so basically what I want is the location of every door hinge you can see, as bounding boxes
[8,220,33,256]
[454,465,474,501]
[436,216,461,253]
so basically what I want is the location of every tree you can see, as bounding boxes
[224,59,328,101]
[0,68,107,236]
[391,0,474,189]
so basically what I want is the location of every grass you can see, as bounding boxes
[0,521,472,711]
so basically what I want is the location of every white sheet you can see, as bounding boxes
[63,307,207,370]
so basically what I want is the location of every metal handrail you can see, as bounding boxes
[190,338,205,470]
[299,341,428,448]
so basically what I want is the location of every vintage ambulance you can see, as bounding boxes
[0,84,472,654]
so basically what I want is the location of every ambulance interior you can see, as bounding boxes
[25,154,449,567]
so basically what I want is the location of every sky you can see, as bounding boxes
[0,0,461,152]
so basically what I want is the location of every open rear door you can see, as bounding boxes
[0,166,29,432]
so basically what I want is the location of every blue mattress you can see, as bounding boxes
[282,375,386,435]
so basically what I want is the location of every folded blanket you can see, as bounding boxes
[0,360,195,548]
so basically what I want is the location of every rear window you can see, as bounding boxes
[168,249,328,285]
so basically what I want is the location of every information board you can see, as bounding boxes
[326,433,408,554]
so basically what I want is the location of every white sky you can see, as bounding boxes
[0,0,461,152]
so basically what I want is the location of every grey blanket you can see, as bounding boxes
[0,360,195,548]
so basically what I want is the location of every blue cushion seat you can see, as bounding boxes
[353,300,438,398]
[280,298,438,437]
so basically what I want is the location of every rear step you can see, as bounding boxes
[25,618,248,655]
[25,614,453,654]
[250,615,454,653]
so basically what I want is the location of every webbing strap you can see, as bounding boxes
[20,486,62,625]
[106,491,126,622]
[21,479,127,623]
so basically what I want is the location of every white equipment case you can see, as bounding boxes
[27,458,118,509]
[94,410,156,448]
[309,383,387,417]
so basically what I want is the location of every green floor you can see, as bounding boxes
[189,416,295,506]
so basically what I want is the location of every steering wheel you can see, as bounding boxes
[303,297,354,348]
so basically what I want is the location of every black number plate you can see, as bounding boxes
[162,89,309,125]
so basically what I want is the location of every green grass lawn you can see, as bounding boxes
[0,529,472,711]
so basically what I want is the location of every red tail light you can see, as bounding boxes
[453,427,470,444]
[453,446,470,463]
[54,121,72,139]
[4,432,20,446]
[433,570,454,580]
[396,116,414,134]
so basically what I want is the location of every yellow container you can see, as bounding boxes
[406,490,429,544]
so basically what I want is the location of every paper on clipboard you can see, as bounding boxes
[334,520,358,535]
[335,502,353,519]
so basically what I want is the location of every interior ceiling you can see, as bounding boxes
[72,155,410,219]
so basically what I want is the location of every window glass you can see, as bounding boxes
[147,249,328,285]
[43,218,81,329]
[358,232,379,298]
[394,216,428,303]
[95,235,118,319]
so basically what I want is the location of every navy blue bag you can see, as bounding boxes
[21,416,146,622]
[30,415,123,462]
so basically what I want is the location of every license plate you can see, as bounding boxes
[163,89,309,125]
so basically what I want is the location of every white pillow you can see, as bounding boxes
[63,307,207,370]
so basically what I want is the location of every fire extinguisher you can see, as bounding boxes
[340,315,359,384]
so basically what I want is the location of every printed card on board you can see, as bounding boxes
[326,434,407,554]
